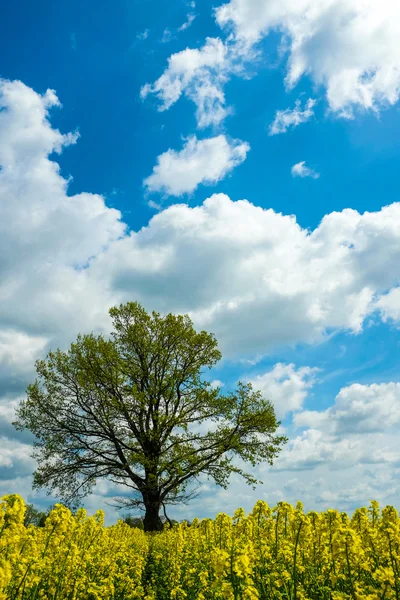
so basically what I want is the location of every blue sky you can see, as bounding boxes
[1,0,400,523]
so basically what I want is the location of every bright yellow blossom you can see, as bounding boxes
[1,494,400,599]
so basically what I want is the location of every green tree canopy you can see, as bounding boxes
[14,302,288,532]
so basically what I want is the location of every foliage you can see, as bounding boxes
[2,494,400,600]
[123,515,145,530]
[23,504,48,528]
[13,301,287,531]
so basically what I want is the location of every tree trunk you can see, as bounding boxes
[143,499,163,532]
[143,466,163,532]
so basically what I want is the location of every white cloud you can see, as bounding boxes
[0,437,36,479]
[248,363,319,419]
[0,78,126,376]
[161,28,173,44]
[0,331,48,372]
[136,29,149,41]
[294,382,400,435]
[159,13,197,46]
[147,199,163,211]
[269,98,316,135]
[275,428,364,471]
[210,379,224,388]
[90,194,400,359]
[375,287,400,324]
[178,13,197,32]
[291,161,320,179]
[274,381,400,475]
[0,394,33,444]
[141,37,231,128]
[143,134,250,196]
[216,0,400,117]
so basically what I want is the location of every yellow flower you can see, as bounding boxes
[243,585,259,599]
[211,548,230,576]
[233,553,252,578]
[0,560,12,588]
[199,571,209,586]
[221,582,235,599]
[0,494,399,600]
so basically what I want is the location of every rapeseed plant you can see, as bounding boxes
[1,494,400,599]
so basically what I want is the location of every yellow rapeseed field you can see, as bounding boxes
[1,494,399,600]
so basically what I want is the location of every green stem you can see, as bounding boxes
[52,543,73,600]
[275,510,280,559]
[345,539,357,600]
[380,582,389,600]
[293,520,303,600]
[10,562,32,600]
[388,534,399,600]
[329,514,336,576]
[284,510,287,538]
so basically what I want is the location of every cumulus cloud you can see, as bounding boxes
[0,437,35,475]
[143,134,250,196]
[141,37,230,128]
[375,288,400,324]
[95,195,400,358]
[291,161,320,179]
[0,78,126,381]
[0,394,36,480]
[269,98,316,135]
[275,428,364,471]
[0,331,48,374]
[269,381,400,475]
[216,0,400,117]
[294,382,400,435]
[248,363,319,419]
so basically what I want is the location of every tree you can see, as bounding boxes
[14,302,288,532]
[23,503,48,527]
[123,515,144,530]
